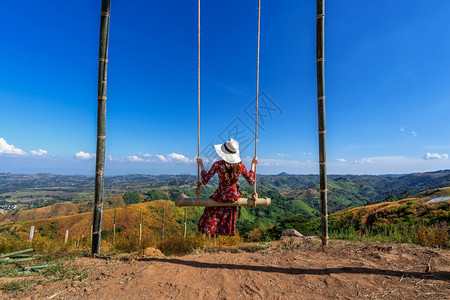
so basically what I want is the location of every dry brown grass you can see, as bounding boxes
[0,200,187,253]
[0,202,81,223]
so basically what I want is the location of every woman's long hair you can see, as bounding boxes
[224,161,242,185]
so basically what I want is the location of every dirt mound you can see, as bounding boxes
[1,240,449,299]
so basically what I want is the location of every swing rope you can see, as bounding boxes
[195,0,201,207]
[195,0,261,207]
[252,0,261,206]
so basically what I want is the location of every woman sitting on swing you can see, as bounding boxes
[196,138,258,236]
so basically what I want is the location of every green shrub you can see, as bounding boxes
[123,192,140,205]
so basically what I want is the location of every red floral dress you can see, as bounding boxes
[198,160,255,236]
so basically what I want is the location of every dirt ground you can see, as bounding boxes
[1,240,449,300]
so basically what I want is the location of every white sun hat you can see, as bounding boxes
[214,138,241,164]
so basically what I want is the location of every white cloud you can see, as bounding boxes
[276,153,290,157]
[127,155,144,162]
[423,152,448,160]
[0,138,26,156]
[30,149,48,156]
[353,158,374,164]
[327,155,450,175]
[75,151,95,160]
[256,158,311,167]
[167,153,191,163]
[153,153,191,163]
[336,158,347,162]
[411,131,417,137]
[156,154,168,162]
[106,153,191,164]
[400,127,405,132]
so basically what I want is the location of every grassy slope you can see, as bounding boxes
[0,202,81,223]
[329,187,450,229]
[0,200,183,243]
[265,187,449,247]
[0,195,126,223]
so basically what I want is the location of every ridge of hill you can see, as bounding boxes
[0,195,126,223]
[329,187,450,230]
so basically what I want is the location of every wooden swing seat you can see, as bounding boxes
[175,197,271,207]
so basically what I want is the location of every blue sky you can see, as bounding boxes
[1,0,449,175]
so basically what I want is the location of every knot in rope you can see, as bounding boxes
[251,191,258,207]
[195,181,202,197]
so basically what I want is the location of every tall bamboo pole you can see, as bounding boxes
[92,0,111,255]
[316,0,328,247]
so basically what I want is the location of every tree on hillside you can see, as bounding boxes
[145,190,169,201]
[123,192,140,205]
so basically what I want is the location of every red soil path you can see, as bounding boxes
[2,240,449,299]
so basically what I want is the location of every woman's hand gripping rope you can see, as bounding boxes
[251,156,259,207]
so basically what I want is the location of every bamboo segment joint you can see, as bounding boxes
[98,136,106,139]
[94,203,102,207]
[319,130,326,134]
[97,96,107,100]
[96,171,104,175]
[101,12,110,17]
[320,189,328,193]
[316,14,325,19]
[99,58,109,63]
[316,58,325,62]
[320,214,329,219]
[317,96,325,100]
[319,161,327,165]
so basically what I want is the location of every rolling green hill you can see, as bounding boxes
[1,170,449,245]
[2,170,450,214]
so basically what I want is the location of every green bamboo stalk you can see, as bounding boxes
[316,0,328,247]
[92,0,111,255]
[0,257,35,264]
[21,263,57,271]
[0,248,33,258]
